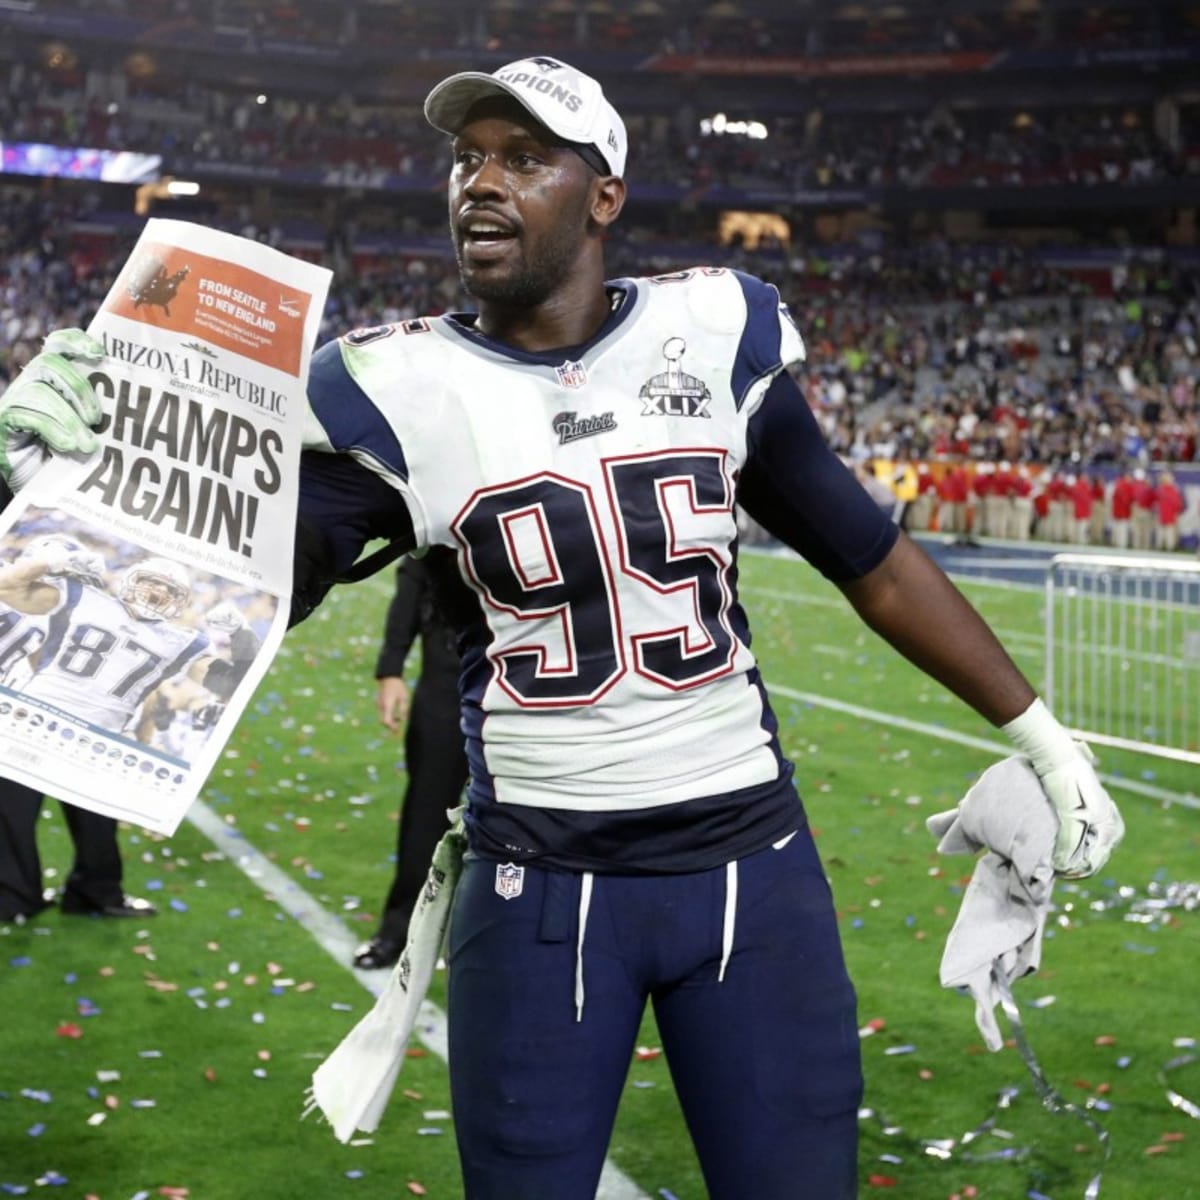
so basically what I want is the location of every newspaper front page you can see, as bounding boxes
[0,219,331,833]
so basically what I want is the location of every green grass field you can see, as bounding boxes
[1,548,1197,1199]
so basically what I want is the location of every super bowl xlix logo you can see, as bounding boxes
[639,337,712,418]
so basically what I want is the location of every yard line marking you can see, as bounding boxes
[771,685,1200,810]
[184,799,651,1200]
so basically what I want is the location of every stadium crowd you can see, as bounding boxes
[4,61,1197,194]
[22,0,1199,58]
[1,184,1196,550]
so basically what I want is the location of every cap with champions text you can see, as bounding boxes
[424,55,628,178]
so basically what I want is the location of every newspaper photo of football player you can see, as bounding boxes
[0,507,272,762]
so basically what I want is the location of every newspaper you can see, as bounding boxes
[0,219,331,834]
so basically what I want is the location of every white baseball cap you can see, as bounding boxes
[424,55,627,177]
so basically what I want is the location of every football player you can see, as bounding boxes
[0,546,256,741]
[0,56,1123,1199]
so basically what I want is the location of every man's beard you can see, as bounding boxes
[454,212,586,309]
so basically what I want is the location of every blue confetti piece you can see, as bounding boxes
[20,1089,51,1103]
[1,1184,30,1195]
[227,908,242,918]
[1117,1055,1133,1069]
[27,1123,45,1137]
[851,918,864,929]
[659,1190,680,1200]
[345,1170,364,1180]
[62,974,76,985]
[144,880,164,891]
[1028,1191,1053,1200]
[169,899,188,912]
[36,1172,66,1187]
[9,957,32,968]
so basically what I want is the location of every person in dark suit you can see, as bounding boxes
[0,477,154,923]
[0,777,157,920]
[353,553,468,969]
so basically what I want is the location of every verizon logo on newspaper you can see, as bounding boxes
[0,220,331,834]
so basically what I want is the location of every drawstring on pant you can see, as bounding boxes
[574,871,594,1022]
[718,860,738,982]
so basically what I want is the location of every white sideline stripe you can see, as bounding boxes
[184,800,650,1200]
[771,685,1200,810]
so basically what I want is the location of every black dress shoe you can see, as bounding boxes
[353,935,404,970]
[61,893,158,918]
[0,889,56,923]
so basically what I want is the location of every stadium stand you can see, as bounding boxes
[1,0,1197,545]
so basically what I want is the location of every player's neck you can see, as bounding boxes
[475,278,615,354]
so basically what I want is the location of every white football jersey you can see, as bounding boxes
[21,578,211,732]
[0,602,48,689]
[310,269,805,817]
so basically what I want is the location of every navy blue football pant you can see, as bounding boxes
[447,826,862,1199]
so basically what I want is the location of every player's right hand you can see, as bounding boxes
[376,676,410,733]
[0,329,105,489]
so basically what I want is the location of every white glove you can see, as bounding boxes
[206,601,248,634]
[1002,698,1125,878]
[0,330,105,488]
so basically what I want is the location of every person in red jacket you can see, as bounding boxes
[1154,470,1185,552]
[1089,472,1108,545]
[908,464,937,532]
[972,463,995,537]
[1109,469,1135,549]
[1069,473,1094,543]
[1130,468,1156,551]
[938,462,969,536]
[1044,470,1071,542]
[1011,466,1035,541]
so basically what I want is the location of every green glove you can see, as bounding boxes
[0,329,106,488]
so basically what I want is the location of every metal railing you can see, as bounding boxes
[1045,553,1200,765]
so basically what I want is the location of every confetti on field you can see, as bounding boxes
[635,1046,662,1061]
[405,1183,426,1196]
[54,1023,82,1039]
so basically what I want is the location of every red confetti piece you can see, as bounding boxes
[1161,1132,1186,1143]
[919,1069,935,1081]
[405,1048,427,1058]
[257,1050,272,1061]
[158,1189,190,1198]
[635,1046,662,1061]
[55,1023,83,1039]
[203,1068,217,1083]
[1094,1034,1117,1046]
[1145,1144,1171,1156]
[867,1174,898,1187]
[406,1183,427,1196]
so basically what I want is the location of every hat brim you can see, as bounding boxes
[425,73,558,139]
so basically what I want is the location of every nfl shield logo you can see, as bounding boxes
[556,359,587,389]
[494,862,525,901]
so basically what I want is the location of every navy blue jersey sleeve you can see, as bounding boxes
[729,271,804,410]
[291,450,416,625]
[737,371,898,581]
[307,337,409,481]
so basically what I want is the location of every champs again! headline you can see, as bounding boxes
[76,373,283,558]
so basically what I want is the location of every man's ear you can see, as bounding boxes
[590,175,626,230]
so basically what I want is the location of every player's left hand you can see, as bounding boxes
[1035,740,1124,877]
[0,330,105,488]
[206,601,248,633]
[1003,698,1124,877]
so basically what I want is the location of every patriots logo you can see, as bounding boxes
[529,56,563,71]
